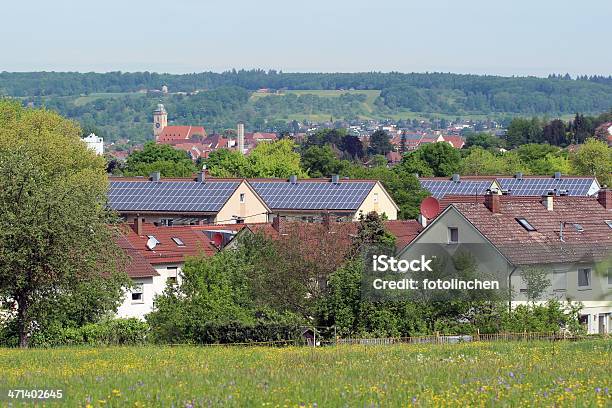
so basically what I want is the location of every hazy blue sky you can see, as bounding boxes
[2,0,610,76]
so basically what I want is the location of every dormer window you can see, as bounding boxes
[516,218,536,231]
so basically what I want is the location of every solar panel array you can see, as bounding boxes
[420,180,492,198]
[108,181,240,212]
[250,181,376,210]
[497,178,594,196]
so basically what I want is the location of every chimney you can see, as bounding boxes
[418,214,428,228]
[542,192,554,211]
[237,123,245,154]
[554,171,561,180]
[272,215,284,233]
[514,172,523,180]
[331,174,340,184]
[197,171,205,183]
[484,191,501,213]
[598,188,612,209]
[322,212,332,230]
[289,175,298,184]
[134,217,143,236]
[452,174,460,182]
[150,172,160,182]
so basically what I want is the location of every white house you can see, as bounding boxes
[82,133,104,155]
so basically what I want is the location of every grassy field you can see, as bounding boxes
[73,92,139,106]
[0,339,610,407]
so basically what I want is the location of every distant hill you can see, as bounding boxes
[1,71,611,144]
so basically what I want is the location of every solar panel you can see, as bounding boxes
[419,180,492,198]
[108,181,240,212]
[497,177,594,196]
[250,181,376,210]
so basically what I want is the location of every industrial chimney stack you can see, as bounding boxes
[237,123,245,154]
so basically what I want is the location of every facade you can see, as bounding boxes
[400,191,612,334]
[81,133,104,155]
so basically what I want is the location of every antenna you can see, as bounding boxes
[146,237,158,250]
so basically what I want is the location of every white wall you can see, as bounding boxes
[82,133,104,155]
[116,263,182,319]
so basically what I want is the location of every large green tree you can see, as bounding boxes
[571,138,612,186]
[124,142,198,177]
[0,101,128,347]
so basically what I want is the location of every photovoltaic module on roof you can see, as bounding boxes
[108,181,240,212]
[250,181,375,210]
[497,178,594,196]
[419,180,492,198]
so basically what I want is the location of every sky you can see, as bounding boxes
[1,0,611,77]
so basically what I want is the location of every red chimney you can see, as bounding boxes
[598,189,612,209]
[134,217,143,236]
[272,215,284,233]
[484,192,501,213]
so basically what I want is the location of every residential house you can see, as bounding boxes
[400,191,612,334]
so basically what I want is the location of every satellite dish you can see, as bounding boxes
[146,237,158,250]
[212,232,224,248]
[420,196,440,219]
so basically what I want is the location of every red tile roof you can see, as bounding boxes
[157,126,207,143]
[115,234,159,278]
[450,196,612,265]
[122,223,217,265]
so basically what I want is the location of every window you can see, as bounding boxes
[236,218,244,224]
[131,283,144,303]
[608,268,612,285]
[552,269,567,292]
[578,268,591,288]
[239,193,245,203]
[160,218,174,226]
[516,217,536,231]
[448,227,459,244]
[171,237,185,247]
[373,193,379,203]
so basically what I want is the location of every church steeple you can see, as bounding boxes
[153,103,168,140]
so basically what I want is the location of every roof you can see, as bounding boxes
[450,196,612,265]
[249,180,376,210]
[496,176,598,196]
[122,223,217,265]
[420,178,493,198]
[115,234,159,277]
[157,126,207,143]
[108,179,241,213]
[384,220,424,250]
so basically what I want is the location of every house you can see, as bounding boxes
[116,222,217,319]
[108,175,400,225]
[400,191,612,334]
[81,133,104,155]
[156,126,207,144]
[419,173,600,199]
[116,217,422,318]
[248,176,399,221]
[108,174,270,226]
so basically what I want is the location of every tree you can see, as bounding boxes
[542,119,569,146]
[461,148,506,175]
[340,135,365,159]
[505,118,543,147]
[412,142,461,177]
[368,130,393,156]
[520,268,551,302]
[0,101,128,347]
[464,132,505,150]
[247,139,307,178]
[571,138,612,186]
[301,145,348,177]
[124,142,198,177]
[205,148,249,177]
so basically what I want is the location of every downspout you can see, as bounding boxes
[508,266,518,314]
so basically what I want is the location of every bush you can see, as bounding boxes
[0,318,149,347]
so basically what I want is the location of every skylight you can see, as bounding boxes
[516,217,536,231]
[147,235,160,245]
[172,237,185,247]
[573,223,584,232]
[606,220,612,229]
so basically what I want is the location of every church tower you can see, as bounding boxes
[153,103,168,140]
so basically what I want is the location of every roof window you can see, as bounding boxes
[516,217,536,231]
[171,237,185,247]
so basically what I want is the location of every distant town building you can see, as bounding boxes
[153,103,168,139]
[81,133,104,155]
[237,123,245,154]
[161,85,168,94]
